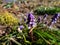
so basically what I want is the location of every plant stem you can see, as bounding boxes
[9,38,21,45]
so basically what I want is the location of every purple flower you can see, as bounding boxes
[28,24,31,29]
[24,17,26,22]
[51,20,56,24]
[27,13,31,24]
[30,18,35,22]
[28,13,35,19]
[51,21,55,25]
[19,25,24,30]
[53,13,60,19]
[52,18,57,22]
[43,14,48,21]
[28,22,36,29]
[37,16,41,23]
[30,14,35,19]
[27,13,35,24]
[57,13,60,18]
[24,18,26,21]
[27,13,36,29]
[43,14,48,19]
[53,14,57,18]
[29,22,35,27]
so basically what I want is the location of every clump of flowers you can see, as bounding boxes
[49,13,60,28]
[27,13,36,29]
[0,11,19,26]
[42,14,49,25]
[37,16,42,23]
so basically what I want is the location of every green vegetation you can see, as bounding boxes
[0,11,19,26]
[0,23,60,45]
[3,2,13,8]
[34,6,60,15]
[0,0,60,45]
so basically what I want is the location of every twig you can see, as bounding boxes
[29,27,36,42]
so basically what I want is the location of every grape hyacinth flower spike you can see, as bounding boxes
[43,14,48,19]
[49,18,57,29]
[51,18,57,24]
[43,14,48,24]
[27,13,31,24]
[53,13,59,19]
[27,13,36,29]
[37,16,42,23]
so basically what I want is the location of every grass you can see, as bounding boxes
[0,23,60,45]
